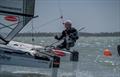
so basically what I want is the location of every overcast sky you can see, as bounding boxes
[23,0,120,33]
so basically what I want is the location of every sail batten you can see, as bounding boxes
[0,10,34,17]
[0,0,35,44]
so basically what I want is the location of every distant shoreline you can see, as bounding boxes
[17,32,120,37]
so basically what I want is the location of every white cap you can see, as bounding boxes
[64,20,72,25]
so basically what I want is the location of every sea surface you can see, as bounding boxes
[0,36,120,77]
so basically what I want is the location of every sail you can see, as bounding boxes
[0,0,35,44]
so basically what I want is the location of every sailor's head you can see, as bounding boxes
[63,20,72,29]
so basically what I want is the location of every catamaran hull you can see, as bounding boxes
[8,41,77,62]
[0,53,51,68]
[0,41,79,69]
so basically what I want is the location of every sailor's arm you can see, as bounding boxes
[54,31,65,40]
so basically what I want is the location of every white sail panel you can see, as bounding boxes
[0,0,35,44]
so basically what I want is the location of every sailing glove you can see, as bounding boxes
[54,35,59,40]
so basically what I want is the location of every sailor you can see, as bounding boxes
[55,20,79,50]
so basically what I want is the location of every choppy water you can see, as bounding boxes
[0,36,120,77]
